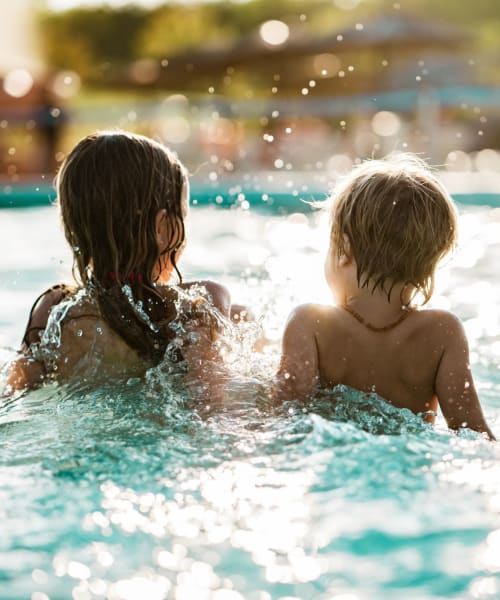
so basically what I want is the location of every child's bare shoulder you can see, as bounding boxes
[415,308,464,331]
[177,280,231,316]
[22,283,75,348]
[412,308,467,348]
[285,303,339,331]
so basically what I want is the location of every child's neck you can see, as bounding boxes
[341,282,413,319]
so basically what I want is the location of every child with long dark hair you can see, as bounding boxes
[8,130,233,389]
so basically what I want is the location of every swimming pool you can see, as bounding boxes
[1,199,500,599]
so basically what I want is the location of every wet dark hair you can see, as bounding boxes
[57,130,187,363]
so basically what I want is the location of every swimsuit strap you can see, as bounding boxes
[341,304,414,332]
[22,284,73,348]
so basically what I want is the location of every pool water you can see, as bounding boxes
[1,202,500,600]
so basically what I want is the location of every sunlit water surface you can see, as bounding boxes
[1,202,500,600]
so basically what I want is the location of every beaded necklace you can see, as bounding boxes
[341,304,414,332]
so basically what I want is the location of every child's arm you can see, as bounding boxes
[180,280,254,324]
[435,313,495,440]
[274,304,320,402]
[180,280,230,316]
[6,286,69,391]
[6,355,45,391]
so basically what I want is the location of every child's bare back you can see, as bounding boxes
[280,302,489,432]
[9,279,229,389]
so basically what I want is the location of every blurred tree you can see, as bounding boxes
[40,6,149,79]
[138,0,312,58]
[138,5,231,57]
[38,0,500,88]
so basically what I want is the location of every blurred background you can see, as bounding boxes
[1,0,500,200]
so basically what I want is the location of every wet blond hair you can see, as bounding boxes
[330,154,457,304]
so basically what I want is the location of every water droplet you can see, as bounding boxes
[76,329,83,337]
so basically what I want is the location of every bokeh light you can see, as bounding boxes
[445,150,472,171]
[475,149,500,172]
[259,20,290,46]
[312,53,341,78]
[161,117,191,144]
[130,58,160,84]
[327,153,353,174]
[371,111,402,137]
[3,68,33,98]
[49,70,81,98]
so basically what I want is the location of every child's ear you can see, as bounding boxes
[155,209,167,246]
[339,234,353,266]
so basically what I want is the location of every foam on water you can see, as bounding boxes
[1,203,500,599]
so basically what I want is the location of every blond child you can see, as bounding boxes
[7,131,234,390]
[276,154,495,439]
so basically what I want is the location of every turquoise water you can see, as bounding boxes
[1,202,500,599]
